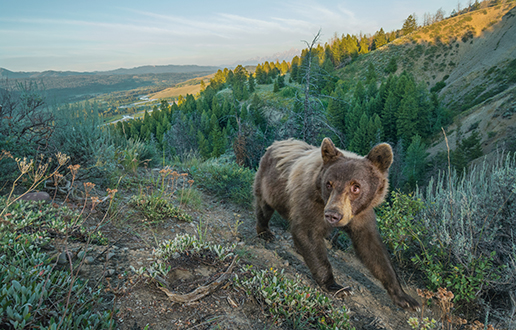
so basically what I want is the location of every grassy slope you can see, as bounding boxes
[337,3,516,155]
[148,74,215,100]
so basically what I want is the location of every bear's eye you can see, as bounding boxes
[351,184,360,194]
[326,181,332,190]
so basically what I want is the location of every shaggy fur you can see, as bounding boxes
[254,137,420,310]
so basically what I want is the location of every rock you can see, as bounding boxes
[58,252,68,264]
[77,251,86,259]
[107,252,115,260]
[84,256,95,264]
[19,192,51,203]
[106,269,115,276]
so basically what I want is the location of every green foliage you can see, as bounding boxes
[0,198,107,245]
[154,233,236,261]
[178,187,203,209]
[280,85,298,98]
[131,194,192,223]
[403,135,429,190]
[385,57,398,74]
[377,192,425,262]
[119,138,154,173]
[0,200,114,329]
[192,158,255,208]
[236,267,352,329]
[430,81,446,93]
[415,152,516,304]
[402,14,418,35]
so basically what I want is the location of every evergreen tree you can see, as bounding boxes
[396,94,418,144]
[461,130,483,162]
[273,79,280,93]
[403,134,428,189]
[359,37,370,55]
[197,130,210,158]
[385,57,398,74]
[277,75,286,88]
[372,28,388,50]
[349,113,371,155]
[365,62,377,85]
[248,75,255,93]
[402,14,418,35]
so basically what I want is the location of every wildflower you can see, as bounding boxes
[68,164,80,177]
[84,182,96,195]
[91,196,100,208]
[55,152,70,166]
[16,157,33,174]
[106,188,118,199]
[53,172,64,186]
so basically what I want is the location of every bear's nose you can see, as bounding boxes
[324,211,343,224]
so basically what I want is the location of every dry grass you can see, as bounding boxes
[149,74,215,99]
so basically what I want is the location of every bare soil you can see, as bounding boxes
[50,186,435,330]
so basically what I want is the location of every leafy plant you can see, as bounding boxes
[415,151,516,306]
[235,267,352,329]
[377,192,425,263]
[131,194,192,223]
[192,158,255,208]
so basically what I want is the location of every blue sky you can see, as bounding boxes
[1,0,459,72]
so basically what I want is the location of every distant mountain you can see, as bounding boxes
[227,48,301,67]
[0,65,221,79]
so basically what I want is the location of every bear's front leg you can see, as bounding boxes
[291,224,352,297]
[345,209,420,311]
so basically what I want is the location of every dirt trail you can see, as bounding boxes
[68,191,426,330]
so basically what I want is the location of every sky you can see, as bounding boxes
[1,0,460,72]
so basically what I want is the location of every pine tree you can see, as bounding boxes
[197,130,210,158]
[403,134,428,189]
[359,37,370,55]
[372,28,388,50]
[402,14,418,35]
[248,75,255,93]
[385,57,398,74]
[396,94,418,144]
[278,75,285,88]
[273,79,280,93]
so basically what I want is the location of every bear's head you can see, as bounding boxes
[319,138,392,227]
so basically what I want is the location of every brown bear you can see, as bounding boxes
[253,137,420,310]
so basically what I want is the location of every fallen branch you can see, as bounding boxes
[157,256,238,304]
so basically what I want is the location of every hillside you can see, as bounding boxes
[148,74,215,100]
[338,2,516,155]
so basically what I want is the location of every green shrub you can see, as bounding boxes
[0,200,114,329]
[415,152,516,305]
[192,158,255,208]
[236,267,352,329]
[280,86,298,98]
[131,194,192,223]
[377,192,425,263]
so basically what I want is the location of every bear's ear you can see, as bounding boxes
[366,143,393,173]
[321,138,341,164]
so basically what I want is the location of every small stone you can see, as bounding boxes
[106,269,115,276]
[19,192,51,203]
[58,252,67,265]
[77,251,86,259]
[107,252,115,260]
[283,261,289,267]
[172,252,180,259]
[84,257,95,264]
